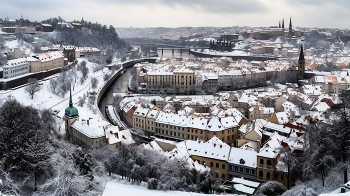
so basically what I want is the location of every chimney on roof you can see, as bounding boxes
[220,144,222,148]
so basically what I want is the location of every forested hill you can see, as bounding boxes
[39,17,131,56]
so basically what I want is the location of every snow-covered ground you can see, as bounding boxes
[0,58,115,122]
[103,178,232,196]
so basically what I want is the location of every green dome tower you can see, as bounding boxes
[64,87,79,137]
[65,88,79,117]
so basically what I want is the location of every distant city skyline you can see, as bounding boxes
[1,0,349,29]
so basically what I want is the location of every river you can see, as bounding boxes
[98,68,132,120]
[98,51,194,120]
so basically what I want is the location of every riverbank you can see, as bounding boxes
[190,49,278,61]
[95,58,157,121]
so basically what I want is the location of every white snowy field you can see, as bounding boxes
[0,58,116,122]
[103,179,231,196]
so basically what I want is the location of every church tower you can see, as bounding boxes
[81,17,85,27]
[281,19,285,36]
[297,44,305,80]
[289,17,293,37]
[64,88,79,137]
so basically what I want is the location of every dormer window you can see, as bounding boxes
[240,158,245,164]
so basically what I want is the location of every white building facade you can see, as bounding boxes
[3,58,29,79]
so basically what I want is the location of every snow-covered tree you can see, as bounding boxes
[48,79,58,93]
[256,181,287,196]
[91,77,99,89]
[103,73,111,82]
[0,98,52,191]
[82,66,89,79]
[25,78,41,99]
[0,35,7,66]
[282,184,317,196]
[78,96,86,107]
[301,124,336,187]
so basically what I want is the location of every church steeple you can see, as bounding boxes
[282,19,285,29]
[298,44,305,80]
[289,17,293,36]
[64,86,79,139]
[65,87,78,117]
[289,17,292,29]
[299,44,304,61]
[279,21,281,28]
[69,87,73,108]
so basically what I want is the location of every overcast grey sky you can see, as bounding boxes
[1,0,349,28]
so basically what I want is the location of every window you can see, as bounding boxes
[234,166,238,171]
[266,172,271,179]
[245,168,250,174]
[222,174,225,179]
[216,163,219,168]
[259,170,263,177]
[267,160,272,166]
[240,167,243,173]
[210,162,213,167]
[222,164,225,169]
[202,161,205,165]
[251,169,255,175]
[281,174,284,180]
[260,159,264,165]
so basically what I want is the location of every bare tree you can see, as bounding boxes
[103,73,110,81]
[78,96,85,107]
[81,66,89,79]
[49,79,58,93]
[0,35,7,66]
[25,78,41,99]
[301,124,336,187]
[113,94,123,112]
[80,77,85,85]
[91,77,99,89]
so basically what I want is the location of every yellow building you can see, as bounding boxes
[184,138,230,182]
[146,68,195,90]
[27,57,42,73]
[173,68,195,89]
[146,72,173,89]
[207,117,239,145]
[27,51,64,73]
[256,148,277,182]
[133,107,149,130]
